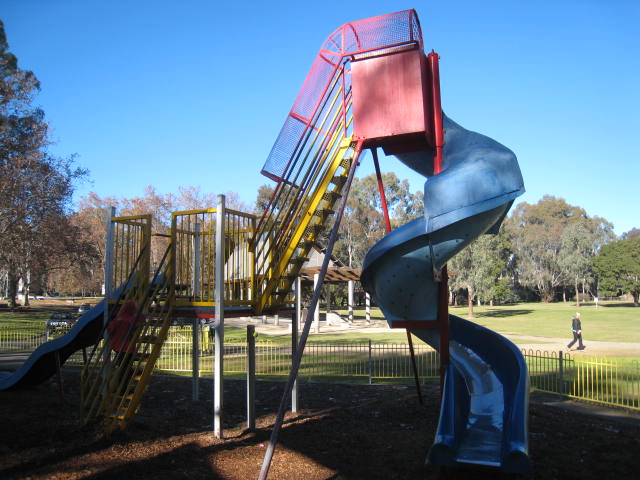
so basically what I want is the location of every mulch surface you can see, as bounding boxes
[1,371,639,479]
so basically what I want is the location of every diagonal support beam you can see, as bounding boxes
[258,140,363,480]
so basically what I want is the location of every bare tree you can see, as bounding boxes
[0,21,86,305]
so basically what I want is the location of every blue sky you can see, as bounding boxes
[2,0,638,236]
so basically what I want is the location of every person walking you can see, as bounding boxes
[567,312,585,350]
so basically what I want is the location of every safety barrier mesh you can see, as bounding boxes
[261,9,423,181]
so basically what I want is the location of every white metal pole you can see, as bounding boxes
[313,273,320,333]
[192,223,201,401]
[103,206,116,328]
[214,195,225,438]
[326,284,331,323]
[247,325,256,430]
[102,206,116,384]
[366,292,371,325]
[348,280,354,322]
[292,276,301,413]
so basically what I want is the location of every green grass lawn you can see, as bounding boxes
[449,301,639,343]
[332,301,640,344]
[0,304,77,328]
[2,300,638,345]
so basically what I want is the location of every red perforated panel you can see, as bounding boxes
[261,9,423,181]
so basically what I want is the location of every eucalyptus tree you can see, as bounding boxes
[621,228,640,240]
[505,196,614,302]
[559,223,596,306]
[0,20,86,305]
[449,233,508,317]
[335,172,423,267]
[593,237,640,306]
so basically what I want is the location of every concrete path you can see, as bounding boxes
[225,316,640,358]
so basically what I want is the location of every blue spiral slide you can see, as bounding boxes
[361,115,531,473]
[0,300,105,390]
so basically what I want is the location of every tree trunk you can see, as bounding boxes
[7,269,18,308]
[23,270,31,306]
[575,278,580,308]
[467,286,475,318]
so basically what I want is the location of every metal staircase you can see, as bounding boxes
[80,217,176,432]
[252,47,357,313]
[255,137,357,313]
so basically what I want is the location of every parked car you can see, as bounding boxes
[78,303,91,315]
[46,312,77,330]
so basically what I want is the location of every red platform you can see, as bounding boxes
[351,46,434,154]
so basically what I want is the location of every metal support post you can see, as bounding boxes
[102,207,116,376]
[258,139,363,480]
[348,280,354,322]
[368,339,373,384]
[326,284,331,323]
[292,277,301,413]
[365,292,371,325]
[103,206,116,328]
[214,194,225,438]
[192,223,201,401]
[558,351,564,395]
[313,273,320,333]
[247,325,256,430]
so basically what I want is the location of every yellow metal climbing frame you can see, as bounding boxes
[171,207,256,308]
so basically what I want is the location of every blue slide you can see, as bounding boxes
[361,115,531,473]
[0,300,106,390]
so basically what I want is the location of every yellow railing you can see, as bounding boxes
[80,214,154,426]
[81,238,176,432]
[147,337,639,411]
[524,349,639,411]
[171,208,257,307]
[567,356,640,410]
[252,71,356,313]
[110,214,151,300]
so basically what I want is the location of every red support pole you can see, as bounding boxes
[427,50,444,175]
[372,147,423,404]
[371,148,392,233]
[428,50,449,395]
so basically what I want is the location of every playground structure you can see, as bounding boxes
[1,9,530,476]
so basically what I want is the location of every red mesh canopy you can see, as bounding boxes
[261,9,423,182]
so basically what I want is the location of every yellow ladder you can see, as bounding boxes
[81,243,176,432]
[255,137,357,312]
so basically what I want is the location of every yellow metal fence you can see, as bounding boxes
[523,348,639,410]
[3,328,638,411]
[110,214,151,295]
[171,208,256,307]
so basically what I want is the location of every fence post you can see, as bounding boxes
[558,350,564,395]
[368,339,373,384]
[247,325,256,431]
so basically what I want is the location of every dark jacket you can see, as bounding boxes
[571,316,582,333]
